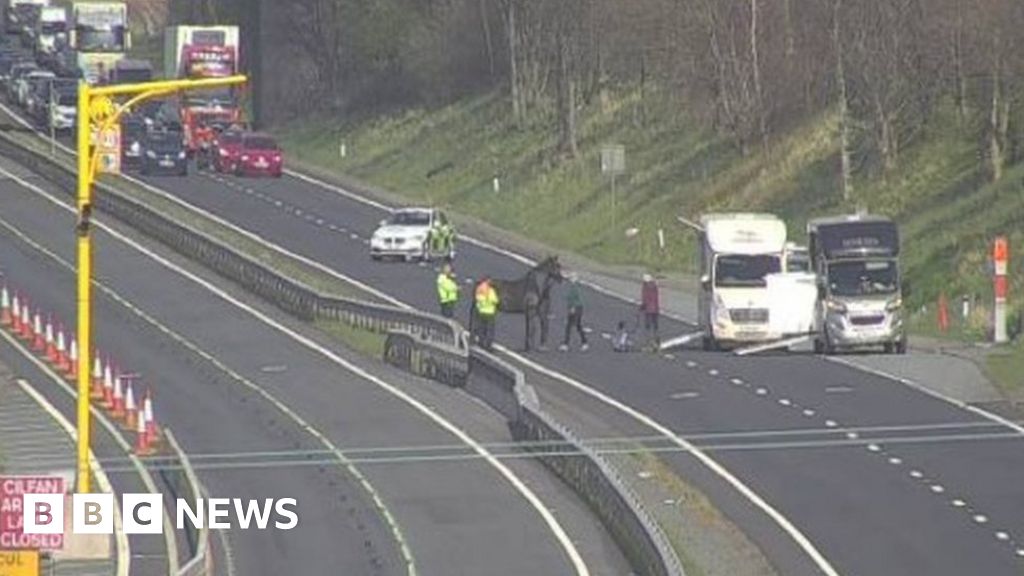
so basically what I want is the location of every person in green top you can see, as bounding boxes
[436,263,459,318]
[560,272,589,351]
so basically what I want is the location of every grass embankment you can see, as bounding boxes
[279,89,1024,393]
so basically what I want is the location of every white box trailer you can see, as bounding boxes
[163,25,239,79]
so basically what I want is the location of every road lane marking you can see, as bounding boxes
[4,169,589,576]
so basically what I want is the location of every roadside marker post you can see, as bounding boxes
[994,236,1009,343]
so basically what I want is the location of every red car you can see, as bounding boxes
[235,133,283,178]
[213,128,246,173]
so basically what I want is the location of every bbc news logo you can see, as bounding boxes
[22,495,299,535]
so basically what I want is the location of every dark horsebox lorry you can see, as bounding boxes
[808,214,907,355]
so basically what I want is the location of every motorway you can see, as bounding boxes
[130,163,1024,575]
[0,157,629,575]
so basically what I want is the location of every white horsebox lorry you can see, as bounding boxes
[697,213,788,350]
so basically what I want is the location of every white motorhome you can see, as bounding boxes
[808,214,906,354]
[698,213,787,350]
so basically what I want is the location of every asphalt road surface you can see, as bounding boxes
[0,160,621,576]
[137,165,1024,576]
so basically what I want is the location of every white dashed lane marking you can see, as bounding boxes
[973,515,988,524]
[952,499,966,508]
[909,470,924,479]
[888,457,902,465]
[708,369,719,376]
[730,378,744,386]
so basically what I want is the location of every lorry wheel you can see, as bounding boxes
[813,338,824,354]
[701,335,719,352]
[894,338,907,355]
[883,342,894,354]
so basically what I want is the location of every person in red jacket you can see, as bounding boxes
[640,273,660,347]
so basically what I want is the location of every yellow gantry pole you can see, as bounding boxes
[75,80,92,494]
[74,75,247,493]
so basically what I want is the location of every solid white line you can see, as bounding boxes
[15,378,131,576]
[824,356,1024,435]
[1,166,589,575]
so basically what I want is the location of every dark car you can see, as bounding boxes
[236,132,283,178]
[120,116,147,170]
[141,130,188,177]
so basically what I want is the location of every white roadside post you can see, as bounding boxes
[993,236,1008,344]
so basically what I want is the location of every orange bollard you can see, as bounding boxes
[102,362,114,408]
[124,383,137,430]
[144,390,159,447]
[0,285,10,327]
[135,405,152,456]
[111,374,124,419]
[10,293,20,333]
[44,317,57,363]
[938,293,949,333]
[32,311,44,351]
[91,353,104,398]
[67,339,78,381]
[56,326,68,372]
[18,301,31,340]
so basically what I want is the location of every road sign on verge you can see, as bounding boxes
[0,550,39,576]
[0,477,64,551]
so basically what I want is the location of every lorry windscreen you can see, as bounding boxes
[827,260,898,297]
[714,255,780,288]
[76,27,125,51]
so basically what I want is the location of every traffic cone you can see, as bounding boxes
[102,362,114,408]
[10,293,20,332]
[67,338,78,381]
[44,317,57,363]
[56,326,68,372]
[111,373,124,419]
[124,383,137,431]
[0,285,10,327]
[32,311,44,351]
[144,390,159,447]
[135,403,151,456]
[18,301,31,340]
[90,353,104,399]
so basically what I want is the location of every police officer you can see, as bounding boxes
[437,263,459,318]
[474,275,500,349]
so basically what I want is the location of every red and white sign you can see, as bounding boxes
[994,236,1009,277]
[0,476,64,550]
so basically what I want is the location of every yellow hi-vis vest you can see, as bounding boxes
[475,282,499,316]
[437,273,459,304]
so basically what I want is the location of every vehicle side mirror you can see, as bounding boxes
[379,219,388,227]
[700,274,710,290]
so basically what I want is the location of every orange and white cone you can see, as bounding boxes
[124,383,137,430]
[102,362,114,408]
[10,293,20,332]
[18,301,31,340]
[32,311,44,351]
[44,317,56,363]
[0,285,10,327]
[111,373,124,419]
[135,402,152,455]
[143,391,159,447]
[67,338,78,381]
[56,326,68,372]
[91,353,104,399]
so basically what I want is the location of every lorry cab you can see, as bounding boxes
[697,213,787,350]
[808,214,906,354]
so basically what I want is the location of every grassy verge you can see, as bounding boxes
[985,342,1024,399]
[314,319,387,358]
